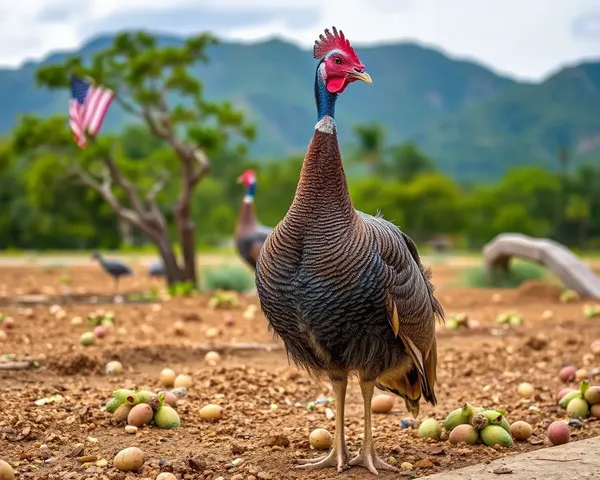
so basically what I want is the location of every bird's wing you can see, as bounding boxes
[360,211,443,407]
[238,228,271,267]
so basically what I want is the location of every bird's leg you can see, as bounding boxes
[349,379,399,475]
[113,276,119,292]
[296,372,350,472]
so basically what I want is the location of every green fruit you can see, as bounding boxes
[445,318,458,330]
[584,386,600,405]
[104,397,122,414]
[448,424,479,445]
[79,332,95,346]
[559,390,582,409]
[496,313,510,324]
[566,398,589,418]
[481,425,513,447]
[508,314,524,326]
[154,405,181,429]
[134,390,158,405]
[480,410,510,433]
[418,418,442,440]
[443,404,474,431]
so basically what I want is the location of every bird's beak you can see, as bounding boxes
[350,70,372,84]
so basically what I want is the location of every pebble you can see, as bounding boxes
[401,462,413,470]
[231,475,244,480]
[96,458,108,467]
[125,425,138,434]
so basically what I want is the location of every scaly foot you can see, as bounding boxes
[349,447,399,476]
[296,444,350,472]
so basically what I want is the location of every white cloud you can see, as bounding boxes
[1,0,599,80]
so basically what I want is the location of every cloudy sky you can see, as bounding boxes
[2,0,599,80]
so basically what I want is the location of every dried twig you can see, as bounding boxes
[0,358,43,371]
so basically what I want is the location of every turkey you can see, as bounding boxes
[255,27,443,475]
[91,251,133,291]
[234,169,272,270]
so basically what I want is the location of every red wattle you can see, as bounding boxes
[326,77,346,93]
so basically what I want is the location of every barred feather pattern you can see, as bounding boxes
[256,116,443,408]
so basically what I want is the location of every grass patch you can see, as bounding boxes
[202,265,255,292]
[458,261,547,288]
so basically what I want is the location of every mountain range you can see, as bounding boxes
[1,33,599,181]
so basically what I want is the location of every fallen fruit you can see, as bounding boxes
[0,459,14,480]
[517,382,534,399]
[448,424,478,445]
[480,425,513,447]
[443,403,474,431]
[559,390,582,409]
[113,447,144,472]
[559,365,577,383]
[105,360,123,375]
[591,404,600,418]
[156,474,177,480]
[204,351,221,364]
[93,325,107,338]
[79,332,95,346]
[557,388,577,401]
[309,428,333,450]
[371,394,394,413]
[127,403,154,427]
[585,386,600,405]
[418,418,442,440]
[547,421,570,445]
[160,368,176,387]
[566,398,589,418]
[174,374,192,389]
[154,404,181,429]
[161,391,179,408]
[510,421,532,441]
[112,404,133,425]
[480,410,510,433]
[575,369,589,381]
[199,404,223,421]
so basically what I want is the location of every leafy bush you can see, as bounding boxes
[459,261,546,288]
[202,265,254,292]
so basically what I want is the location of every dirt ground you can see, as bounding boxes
[1,258,600,480]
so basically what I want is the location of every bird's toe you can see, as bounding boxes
[349,449,399,475]
[295,446,349,472]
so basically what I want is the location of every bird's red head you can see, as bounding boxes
[237,169,257,188]
[314,27,372,94]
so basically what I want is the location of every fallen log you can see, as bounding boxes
[483,233,600,299]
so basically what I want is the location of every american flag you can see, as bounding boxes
[69,75,114,148]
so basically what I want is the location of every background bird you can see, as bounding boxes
[91,251,133,291]
[255,27,444,476]
[234,169,272,270]
[148,260,165,278]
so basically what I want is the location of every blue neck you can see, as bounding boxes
[315,62,337,120]
[246,183,256,198]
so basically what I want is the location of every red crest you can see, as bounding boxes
[313,27,360,64]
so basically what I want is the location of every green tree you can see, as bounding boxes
[12,31,255,285]
[352,122,386,166]
[383,141,436,181]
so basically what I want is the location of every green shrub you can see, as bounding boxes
[459,261,546,288]
[202,265,254,292]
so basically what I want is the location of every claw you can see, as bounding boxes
[349,449,399,476]
[295,445,350,473]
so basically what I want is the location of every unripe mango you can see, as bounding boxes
[480,425,513,447]
[480,410,510,433]
[558,390,582,409]
[443,403,474,431]
[566,398,589,418]
[448,424,478,445]
[584,386,600,405]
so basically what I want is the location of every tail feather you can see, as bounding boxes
[376,347,438,417]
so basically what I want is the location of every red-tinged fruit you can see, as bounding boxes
[448,424,478,445]
[94,325,107,338]
[547,421,570,445]
[127,403,153,427]
[559,365,577,383]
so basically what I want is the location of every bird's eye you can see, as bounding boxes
[334,57,341,65]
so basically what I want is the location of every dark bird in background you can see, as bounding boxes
[234,169,272,270]
[255,27,443,475]
[91,251,133,290]
[148,260,165,278]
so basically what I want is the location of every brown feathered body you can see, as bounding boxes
[235,198,272,270]
[255,116,444,414]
